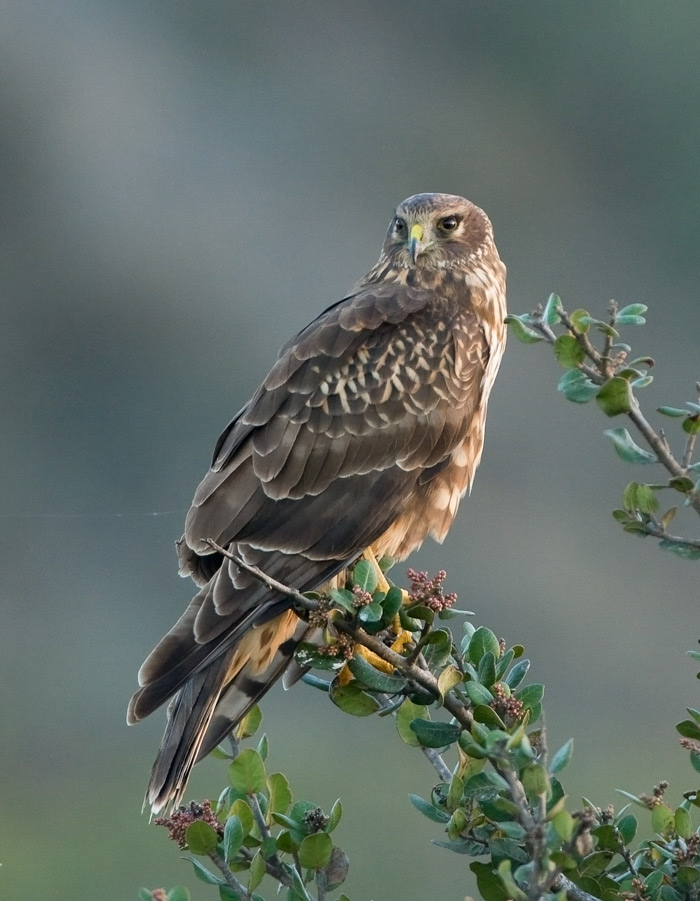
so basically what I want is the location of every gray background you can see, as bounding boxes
[3,2,700,899]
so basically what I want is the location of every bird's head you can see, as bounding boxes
[382,193,494,271]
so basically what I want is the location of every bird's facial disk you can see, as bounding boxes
[386,194,484,269]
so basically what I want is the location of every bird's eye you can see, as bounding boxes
[438,215,460,232]
[393,217,406,234]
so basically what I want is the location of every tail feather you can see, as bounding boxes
[145,610,308,813]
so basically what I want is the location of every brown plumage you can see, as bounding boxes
[127,192,507,812]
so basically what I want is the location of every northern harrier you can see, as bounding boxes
[128,193,507,812]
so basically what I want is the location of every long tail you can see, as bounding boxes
[144,609,307,813]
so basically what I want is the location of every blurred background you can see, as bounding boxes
[3,2,700,898]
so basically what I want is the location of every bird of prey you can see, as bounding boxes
[128,192,507,813]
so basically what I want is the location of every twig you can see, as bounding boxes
[535,307,700,517]
[245,790,298,891]
[209,849,252,899]
[554,873,604,901]
[205,539,473,730]
[421,746,452,782]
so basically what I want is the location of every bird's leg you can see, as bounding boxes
[361,547,415,638]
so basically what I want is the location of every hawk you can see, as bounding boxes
[128,193,507,812]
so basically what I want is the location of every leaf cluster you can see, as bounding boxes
[507,296,700,559]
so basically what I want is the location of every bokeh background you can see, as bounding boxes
[3,2,700,899]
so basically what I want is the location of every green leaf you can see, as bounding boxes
[463,771,509,799]
[256,732,269,762]
[458,732,489,758]
[557,368,598,403]
[328,587,357,613]
[477,650,497,687]
[346,654,406,692]
[675,806,693,838]
[351,559,378,593]
[579,850,613,878]
[223,815,244,862]
[669,476,695,493]
[468,627,500,665]
[298,832,333,869]
[326,799,342,833]
[357,601,383,623]
[660,539,700,560]
[617,303,648,318]
[166,890,191,901]
[651,803,674,834]
[658,406,688,417]
[473,704,506,729]
[329,679,381,716]
[570,308,591,333]
[504,658,530,689]
[505,314,543,344]
[409,718,462,748]
[677,867,700,886]
[543,293,563,325]
[138,891,153,901]
[616,813,637,843]
[616,313,647,326]
[381,586,404,621]
[635,483,659,514]
[409,793,450,822]
[691,751,700,774]
[235,704,262,740]
[465,681,494,706]
[188,857,225,885]
[422,628,453,670]
[554,334,585,369]
[521,764,549,801]
[514,682,544,713]
[470,861,511,901]
[229,749,267,794]
[229,798,255,836]
[396,699,429,746]
[267,772,292,816]
[683,414,700,435]
[497,860,527,901]
[248,852,266,893]
[186,820,220,855]
[677,719,700,740]
[604,428,657,464]
[551,809,575,842]
[597,377,632,416]
[549,738,574,774]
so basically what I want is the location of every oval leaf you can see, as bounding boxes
[396,699,429,746]
[329,679,381,716]
[229,748,267,794]
[298,832,333,870]
[467,627,500,665]
[549,738,573,774]
[267,772,292,816]
[351,559,378,593]
[557,368,598,403]
[554,334,585,369]
[347,654,406,692]
[409,718,461,748]
[596,377,632,416]
[185,820,219,855]
[223,815,244,862]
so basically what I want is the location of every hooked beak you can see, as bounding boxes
[409,223,424,263]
